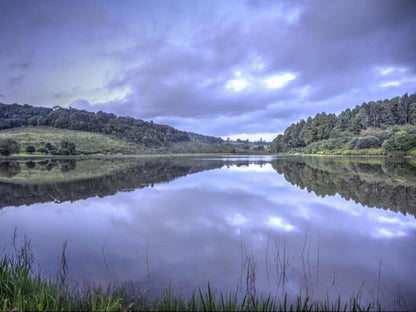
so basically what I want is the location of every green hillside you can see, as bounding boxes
[0,103,224,147]
[0,126,270,156]
[0,126,149,155]
[271,92,416,156]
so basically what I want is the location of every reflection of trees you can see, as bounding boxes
[38,159,57,171]
[272,157,416,217]
[0,162,21,178]
[0,158,234,209]
[25,161,36,169]
[60,160,76,173]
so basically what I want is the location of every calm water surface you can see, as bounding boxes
[0,156,415,309]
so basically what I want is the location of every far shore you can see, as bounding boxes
[1,152,415,162]
[0,152,277,161]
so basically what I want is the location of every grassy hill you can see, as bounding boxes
[0,103,224,147]
[0,127,273,156]
[0,126,151,155]
[0,103,272,155]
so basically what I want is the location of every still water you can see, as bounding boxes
[0,156,415,309]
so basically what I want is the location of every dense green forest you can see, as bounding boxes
[271,92,416,155]
[0,103,222,147]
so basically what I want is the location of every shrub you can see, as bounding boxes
[349,136,380,149]
[0,138,20,156]
[384,131,416,154]
[60,140,76,155]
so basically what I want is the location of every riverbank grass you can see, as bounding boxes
[0,240,385,312]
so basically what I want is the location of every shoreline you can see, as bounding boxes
[0,153,276,161]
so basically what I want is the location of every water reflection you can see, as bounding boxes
[1,156,415,217]
[272,156,416,216]
[0,157,225,208]
[0,156,415,309]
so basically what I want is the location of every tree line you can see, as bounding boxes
[270,92,416,155]
[0,103,204,147]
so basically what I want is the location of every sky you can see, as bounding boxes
[0,0,415,141]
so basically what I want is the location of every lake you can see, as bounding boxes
[0,156,415,309]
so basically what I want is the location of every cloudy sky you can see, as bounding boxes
[1,0,415,141]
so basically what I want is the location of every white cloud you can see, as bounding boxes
[380,67,395,75]
[380,81,401,87]
[380,76,416,88]
[268,217,296,232]
[226,213,247,226]
[225,78,249,92]
[378,66,408,76]
[264,73,296,89]
[228,163,276,173]
[373,228,406,239]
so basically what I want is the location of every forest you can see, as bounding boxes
[270,92,416,155]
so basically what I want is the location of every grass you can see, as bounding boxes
[0,237,389,312]
[0,126,270,155]
[0,126,147,155]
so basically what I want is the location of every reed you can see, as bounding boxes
[0,238,389,312]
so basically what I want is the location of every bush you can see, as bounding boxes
[44,142,58,154]
[384,131,416,154]
[0,139,20,156]
[60,140,76,155]
[349,136,380,149]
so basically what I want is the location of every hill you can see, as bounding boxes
[270,92,416,156]
[0,103,223,148]
[0,127,150,155]
[0,103,272,155]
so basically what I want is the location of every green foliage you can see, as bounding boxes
[0,138,20,156]
[341,148,384,156]
[350,136,381,149]
[271,92,416,154]
[0,103,207,148]
[44,142,58,155]
[60,140,76,155]
[384,130,416,155]
[392,131,416,152]
[0,127,147,155]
